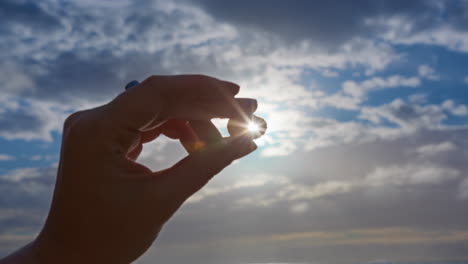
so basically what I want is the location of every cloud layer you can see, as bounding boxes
[1,0,468,263]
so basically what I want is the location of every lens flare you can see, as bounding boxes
[227,115,267,139]
[247,121,260,133]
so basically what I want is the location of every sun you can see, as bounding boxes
[227,115,267,139]
[247,121,260,133]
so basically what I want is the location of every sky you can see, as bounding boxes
[1,0,468,263]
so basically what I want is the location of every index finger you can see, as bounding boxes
[104,75,240,151]
[107,75,240,131]
[158,75,240,101]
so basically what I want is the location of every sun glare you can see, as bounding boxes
[247,121,259,133]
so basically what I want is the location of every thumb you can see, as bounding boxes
[157,135,257,202]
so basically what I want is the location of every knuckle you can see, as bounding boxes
[144,75,168,97]
[63,108,105,140]
[63,111,84,131]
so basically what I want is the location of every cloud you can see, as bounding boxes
[321,69,339,78]
[369,2,468,53]
[0,63,35,96]
[418,64,440,80]
[304,74,424,111]
[0,0,401,145]
[0,0,61,34]
[442,100,468,116]
[267,227,468,246]
[459,178,468,200]
[359,98,447,129]
[232,180,353,208]
[381,21,468,53]
[343,75,421,99]
[0,168,42,182]
[0,155,15,161]
[0,166,55,251]
[290,202,309,214]
[189,0,438,49]
[261,140,297,157]
[2,1,468,263]
[364,164,460,186]
[188,173,289,204]
[0,99,67,141]
[278,181,353,201]
[317,75,422,110]
[415,141,456,157]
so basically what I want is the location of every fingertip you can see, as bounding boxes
[224,81,240,95]
[235,98,258,117]
[252,99,258,112]
[225,135,257,158]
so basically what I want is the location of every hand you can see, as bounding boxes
[6,75,258,263]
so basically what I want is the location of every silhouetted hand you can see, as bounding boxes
[0,75,257,264]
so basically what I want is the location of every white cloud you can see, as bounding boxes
[408,93,428,104]
[318,93,362,110]
[232,180,355,209]
[261,140,297,157]
[0,64,35,95]
[260,38,400,75]
[304,117,411,151]
[0,99,68,141]
[0,154,15,161]
[0,168,42,182]
[365,164,460,186]
[401,26,468,53]
[29,155,55,161]
[342,75,421,98]
[290,202,309,214]
[418,65,440,80]
[187,173,288,204]
[311,75,422,111]
[278,181,353,201]
[415,142,456,157]
[359,98,447,129]
[442,100,468,116]
[376,15,468,53]
[321,69,338,78]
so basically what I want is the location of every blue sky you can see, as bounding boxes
[1,0,468,263]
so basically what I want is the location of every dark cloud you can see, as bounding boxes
[0,0,236,104]
[0,111,42,133]
[187,0,439,48]
[0,0,61,34]
[446,0,468,31]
